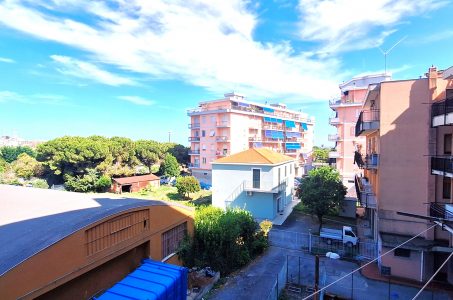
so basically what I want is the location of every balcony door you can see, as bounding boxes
[252,169,260,189]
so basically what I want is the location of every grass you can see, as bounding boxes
[108,185,212,207]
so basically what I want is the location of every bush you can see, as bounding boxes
[178,206,266,275]
[31,178,49,189]
[259,220,273,237]
[159,154,180,177]
[95,175,112,192]
[175,176,200,199]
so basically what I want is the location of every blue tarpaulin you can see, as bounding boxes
[237,102,250,107]
[263,107,274,113]
[285,120,296,128]
[301,123,308,131]
[276,118,283,124]
[97,259,188,300]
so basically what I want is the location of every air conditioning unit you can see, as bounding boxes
[246,191,253,196]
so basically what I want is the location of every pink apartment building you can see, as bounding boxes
[187,93,315,184]
[355,66,453,284]
[329,74,391,187]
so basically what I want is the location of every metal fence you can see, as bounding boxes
[266,254,288,300]
[269,229,377,261]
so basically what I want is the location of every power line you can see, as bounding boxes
[302,223,438,300]
[411,251,453,299]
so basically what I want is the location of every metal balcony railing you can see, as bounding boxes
[430,203,453,221]
[365,153,379,169]
[216,136,229,142]
[355,109,380,137]
[188,162,200,168]
[355,175,377,209]
[188,137,200,142]
[431,91,453,127]
[243,179,287,194]
[188,150,200,155]
[431,156,453,176]
[188,123,200,129]
[328,134,339,141]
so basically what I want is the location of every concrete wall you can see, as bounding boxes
[0,205,194,300]
[378,79,431,237]
[381,247,422,282]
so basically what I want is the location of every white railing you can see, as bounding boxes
[243,179,287,193]
[328,134,339,141]
[328,151,341,158]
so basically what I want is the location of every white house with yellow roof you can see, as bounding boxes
[212,148,296,221]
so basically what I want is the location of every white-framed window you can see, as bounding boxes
[202,144,206,151]
[202,157,207,164]
[202,130,206,137]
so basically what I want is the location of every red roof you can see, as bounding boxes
[112,174,160,185]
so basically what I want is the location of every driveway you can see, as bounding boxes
[210,246,451,300]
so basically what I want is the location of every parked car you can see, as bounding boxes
[199,182,212,190]
[160,176,175,185]
[320,226,358,247]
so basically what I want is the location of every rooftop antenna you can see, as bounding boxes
[378,36,407,74]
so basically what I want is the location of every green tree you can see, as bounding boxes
[136,140,160,171]
[296,166,346,232]
[165,143,190,164]
[178,207,268,275]
[175,176,200,199]
[12,153,43,179]
[0,157,8,173]
[312,146,330,163]
[159,153,180,177]
[95,175,112,192]
[0,146,36,163]
[64,169,100,192]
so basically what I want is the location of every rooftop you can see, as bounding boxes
[213,148,295,165]
[0,185,193,276]
[112,174,160,185]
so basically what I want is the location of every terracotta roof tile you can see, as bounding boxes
[112,174,160,185]
[213,148,295,165]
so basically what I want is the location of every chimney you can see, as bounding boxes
[428,65,438,100]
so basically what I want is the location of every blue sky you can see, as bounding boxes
[0,0,452,147]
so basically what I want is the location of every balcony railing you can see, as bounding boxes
[216,136,230,142]
[188,137,200,142]
[329,117,340,125]
[431,91,453,127]
[188,123,200,129]
[216,150,229,156]
[431,156,453,177]
[328,151,340,158]
[365,153,379,169]
[188,150,200,155]
[243,179,287,194]
[355,109,380,137]
[216,121,230,127]
[188,162,200,168]
[328,134,339,141]
[430,203,453,221]
[355,175,377,209]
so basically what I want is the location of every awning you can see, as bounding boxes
[276,118,283,124]
[96,259,188,300]
[301,123,308,131]
[264,117,272,122]
[263,107,274,113]
[253,142,263,148]
[237,102,250,107]
[285,120,296,128]
[285,143,301,150]
[285,132,301,138]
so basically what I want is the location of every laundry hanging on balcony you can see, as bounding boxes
[353,151,365,168]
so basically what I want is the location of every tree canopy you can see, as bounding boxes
[296,166,347,231]
[0,146,36,163]
[312,146,330,163]
[175,176,200,199]
[12,153,43,179]
[159,153,180,177]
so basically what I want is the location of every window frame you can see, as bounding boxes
[162,222,187,258]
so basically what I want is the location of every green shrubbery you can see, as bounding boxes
[178,206,269,275]
[175,176,200,199]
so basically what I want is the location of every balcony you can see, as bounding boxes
[188,150,200,155]
[430,203,453,221]
[216,121,230,127]
[328,134,339,142]
[329,117,340,125]
[216,136,230,142]
[216,150,229,157]
[329,98,362,108]
[355,175,377,209]
[188,137,200,142]
[431,156,453,177]
[188,123,200,129]
[355,109,380,137]
[188,162,200,168]
[365,153,379,169]
[243,179,287,194]
[328,151,340,158]
[431,92,453,127]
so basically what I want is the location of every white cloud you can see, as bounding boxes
[0,91,29,103]
[0,0,342,101]
[297,0,448,53]
[50,55,137,86]
[118,96,155,106]
[0,90,68,105]
[0,57,15,63]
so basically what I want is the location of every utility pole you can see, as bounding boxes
[168,131,172,143]
[314,255,319,300]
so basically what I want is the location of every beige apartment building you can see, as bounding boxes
[329,74,391,187]
[187,93,315,184]
[355,65,453,283]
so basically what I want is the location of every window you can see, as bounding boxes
[394,248,411,258]
[162,222,187,258]
[202,116,206,123]
[202,144,206,151]
[202,130,206,137]
[345,230,355,237]
[195,131,199,137]
[252,168,260,189]
[443,177,451,199]
[210,130,216,137]
[211,116,216,123]
[202,157,207,164]
[445,134,452,155]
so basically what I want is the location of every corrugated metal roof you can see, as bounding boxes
[112,174,160,185]
[213,148,295,165]
[97,259,187,300]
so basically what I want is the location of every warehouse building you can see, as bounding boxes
[0,185,194,299]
